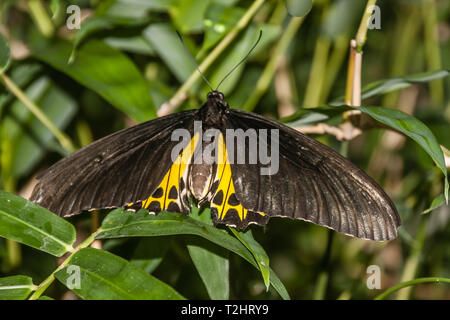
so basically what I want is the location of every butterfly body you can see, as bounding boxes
[30,91,401,241]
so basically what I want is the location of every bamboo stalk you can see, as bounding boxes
[243,16,305,112]
[158,0,267,116]
[0,73,75,153]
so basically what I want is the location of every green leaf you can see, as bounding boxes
[143,23,196,83]
[0,62,42,111]
[55,248,184,300]
[0,275,36,300]
[230,228,270,291]
[322,0,365,39]
[130,237,169,274]
[104,36,156,56]
[199,4,245,55]
[0,190,76,256]
[31,39,155,122]
[361,70,450,101]
[187,242,229,300]
[97,0,173,19]
[187,207,229,300]
[0,31,11,73]
[2,76,77,178]
[50,0,60,19]
[331,70,450,105]
[356,106,449,202]
[70,16,150,62]
[280,104,351,125]
[97,209,290,299]
[286,0,312,17]
[169,0,212,33]
[422,194,446,214]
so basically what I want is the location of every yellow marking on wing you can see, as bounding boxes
[212,134,247,221]
[142,133,199,210]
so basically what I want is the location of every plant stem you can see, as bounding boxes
[27,0,55,38]
[243,16,305,112]
[355,0,377,50]
[395,214,429,299]
[375,277,450,300]
[320,35,349,103]
[421,0,444,107]
[158,0,266,116]
[28,229,101,300]
[0,73,76,153]
[302,35,330,108]
[0,141,21,271]
[382,5,421,108]
[312,230,334,299]
[345,0,377,106]
[344,40,362,107]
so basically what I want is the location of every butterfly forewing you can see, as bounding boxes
[30,111,196,216]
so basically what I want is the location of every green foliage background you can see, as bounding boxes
[0,0,449,300]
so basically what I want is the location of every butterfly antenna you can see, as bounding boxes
[176,31,214,91]
[216,30,262,91]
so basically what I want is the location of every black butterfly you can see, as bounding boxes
[30,89,400,241]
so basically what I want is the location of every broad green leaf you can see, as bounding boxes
[422,194,446,214]
[38,296,54,300]
[104,36,155,56]
[0,31,11,73]
[230,228,270,291]
[130,237,169,274]
[187,242,229,300]
[55,248,184,300]
[322,0,365,39]
[361,70,450,101]
[0,62,42,110]
[31,39,155,122]
[187,208,229,300]
[286,0,312,17]
[0,275,36,300]
[50,0,60,19]
[2,76,77,178]
[143,23,196,83]
[169,0,211,33]
[70,16,150,62]
[281,104,351,124]
[0,190,75,256]
[331,70,450,105]
[97,209,290,299]
[199,3,245,56]
[356,106,448,202]
[97,0,173,19]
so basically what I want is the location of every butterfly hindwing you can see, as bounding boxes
[225,109,400,241]
[138,132,200,214]
[30,111,196,216]
[210,132,269,229]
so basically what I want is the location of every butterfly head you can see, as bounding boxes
[207,91,227,106]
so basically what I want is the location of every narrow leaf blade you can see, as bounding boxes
[31,39,155,122]
[55,248,184,300]
[0,275,35,300]
[0,190,75,256]
[97,209,290,299]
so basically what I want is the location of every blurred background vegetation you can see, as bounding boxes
[0,0,449,300]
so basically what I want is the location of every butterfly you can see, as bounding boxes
[30,89,401,241]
